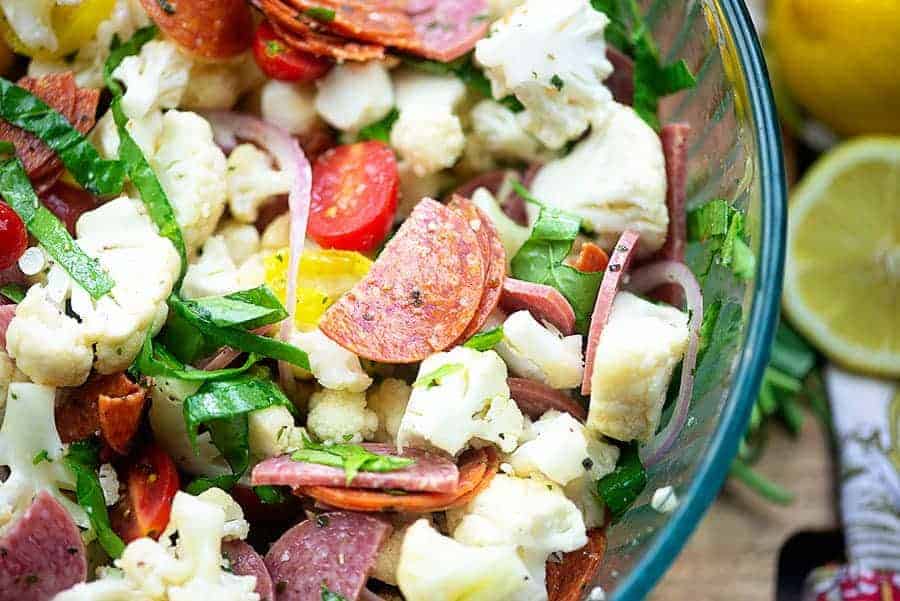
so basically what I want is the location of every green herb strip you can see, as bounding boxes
[402,53,523,112]
[292,437,414,486]
[64,441,126,558]
[134,335,261,382]
[413,363,465,388]
[322,584,349,601]
[305,6,336,21]
[0,283,25,303]
[0,157,114,298]
[686,199,754,281]
[596,442,646,522]
[357,108,400,143]
[183,286,288,330]
[104,25,159,97]
[463,326,504,351]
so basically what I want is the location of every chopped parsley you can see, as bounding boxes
[357,108,400,143]
[305,6,337,21]
[550,74,565,91]
[321,584,348,601]
[291,436,414,485]
[596,442,646,522]
[32,449,50,465]
[463,326,504,351]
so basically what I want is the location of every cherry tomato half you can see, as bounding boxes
[308,141,399,252]
[0,202,28,270]
[112,444,179,542]
[252,21,332,82]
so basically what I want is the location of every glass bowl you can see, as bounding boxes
[598,0,786,598]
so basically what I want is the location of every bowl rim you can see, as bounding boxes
[609,1,787,599]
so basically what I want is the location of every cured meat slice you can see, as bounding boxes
[39,181,99,235]
[56,373,147,454]
[581,229,640,396]
[406,0,490,61]
[297,446,498,513]
[448,195,506,345]
[252,443,459,493]
[604,47,634,106]
[264,511,390,601]
[222,540,275,601]
[0,304,16,349]
[0,491,87,601]
[320,198,485,363]
[264,1,386,61]
[508,377,587,422]
[450,168,531,226]
[139,0,254,59]
[30,86,100,192]
[281,0,416,47]
[500,278,576,336]
[654,123,691,306]
[545,528,607,601]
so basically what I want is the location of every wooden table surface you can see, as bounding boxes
[651,411,839,600]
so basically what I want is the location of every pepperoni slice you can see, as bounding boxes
[500,278,577,336]
[448,195,506,345]
[320,198,485,363]
[297,446,498,513]
[56,373,146,454]
[39,181,99,235]
[507,377,587,422]
[264,512,390,601]
[264,0,386,61]
[139,0,254,59]
[545,528,607,601]
[281,0,416,47]
[223,540,275,601]
[406,0,489,62]
[0,491,87,601]
[581,230,640,396]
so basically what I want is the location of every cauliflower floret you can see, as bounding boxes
[587,291,689,441]
[260,213,291,250]
[195,488,249,541]
[450,474,588,601]
[216,221,261,266]
[470,187,531,265]
[289,328,372,392]
[367,378,412,444]
[487,0,525,19]
[397,519,530,601]
[181,236,242,299]
[181,53,265,111]
[475,0,614,149]
[226,143,294,224]
[390,69,466,176]
[306,389,378,444]
[55,492,258,601]
[113,40,192,119]
[247,404,307,459]
[260,80,320,136]
[397,347,525,455]
[530,102,668,256]
[396,164,453,220]
[315,61,394,132]
[496,311,584,389]
[0,383,86,531]
[469,99,545,163]
[6,197,180,386]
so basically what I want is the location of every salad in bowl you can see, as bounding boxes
[0,0,755,600]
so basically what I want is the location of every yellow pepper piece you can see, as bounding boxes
[265,248,372,331]
[1,0,116,60]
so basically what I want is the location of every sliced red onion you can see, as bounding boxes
[202,111,312,388]
[627,260,703,468]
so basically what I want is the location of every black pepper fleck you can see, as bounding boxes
[609,263,621,272]
[582,457,594,470]
[316,514,330,528]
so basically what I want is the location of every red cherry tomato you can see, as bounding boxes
[308,141,399,252]
[112,444,179,542]
[0,202,27,270]
[252,21,332,82]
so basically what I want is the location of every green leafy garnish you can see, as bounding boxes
[0,79,125,195]
[133,335,261,382]
[510,187,602,333]
[463,326,504,351]
[182,286,288,330]
[104,25,159,97]
[292,436,414,486]
[550,74,565,91]
[596,442,647,522]
[322,585,348,601]
[0,157,114,299]
[357,108,400,143]
[64,440,126,558]
[254,485,289,504]
[402,53,523,112]
[305,6,336,21]
[32,449,50,465]
[413,363,465,388]
[686,199,755,283]
[693,299,742,401]
[0,283,25,303]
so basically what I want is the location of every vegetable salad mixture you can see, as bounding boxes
[0,0,751,600]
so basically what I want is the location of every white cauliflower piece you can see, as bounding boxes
[487,0,525,19]
[1,0,57,51]
[0,350,18,417]
[260,213,291,250]
[469,99,545,163]
[260,80,320,136]
[113,40,192,119]
[396,164,453,220]
[475,0,614,149]
[217,221,261,267]
[195,488,249,541]
[397,347,525,455]
[98,463,120,506]
[470,187,531,266]
[587,291,689,441]
[306,389,378,444]
[451,474,587,601]
[496,311,584,389]
[315,61,394,132]
[181,53,265,111]
[530,102,669,256]
[54,492,259,601]
[289,328,372,392]
[0,383,87,532]
[397,519,530,601]
[390,69,466,176]
[367,378,412,444]
[247,405,306,459]
[6,197,180,386]
[226,143,294,224]
[181,236,242,300]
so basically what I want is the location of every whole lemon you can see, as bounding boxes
[768,0,900,136]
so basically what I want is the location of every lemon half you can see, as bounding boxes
[783,138,900,377]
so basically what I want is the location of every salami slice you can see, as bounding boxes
[320,198,485,363]
[0,491,87,601]
[139,0,254,59]
[0,304,16,350]
[448,195,506,345]
[222,540,275,601]
[252,443,459,493]
[545,528,607,601]
[500,278,577,336]
[406,0,489,61]
[508,377,587,422]
[264,512,390,601]
[653,123,691,306]
[580,230,640,396]
[297,446,498,513]
[604,47,634,106]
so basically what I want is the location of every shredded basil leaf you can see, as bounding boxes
[305,6,336,21]
[104,25,159,97]
[0,157,114,298]
[463,326,504,351]
[402,53,523,112]
[322,585,349,601]
[687,199,755,282]
[0,283,25,303]
[413,363,465,388]
[254,485,289,504]
[182,286,288,330]
[133,335,260,381]
[357,108,400,143]
[693,299,742,401]
[32,449,50,465]
[292,436,414,486]
[596,442,646,522]
[64,440,126,558]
